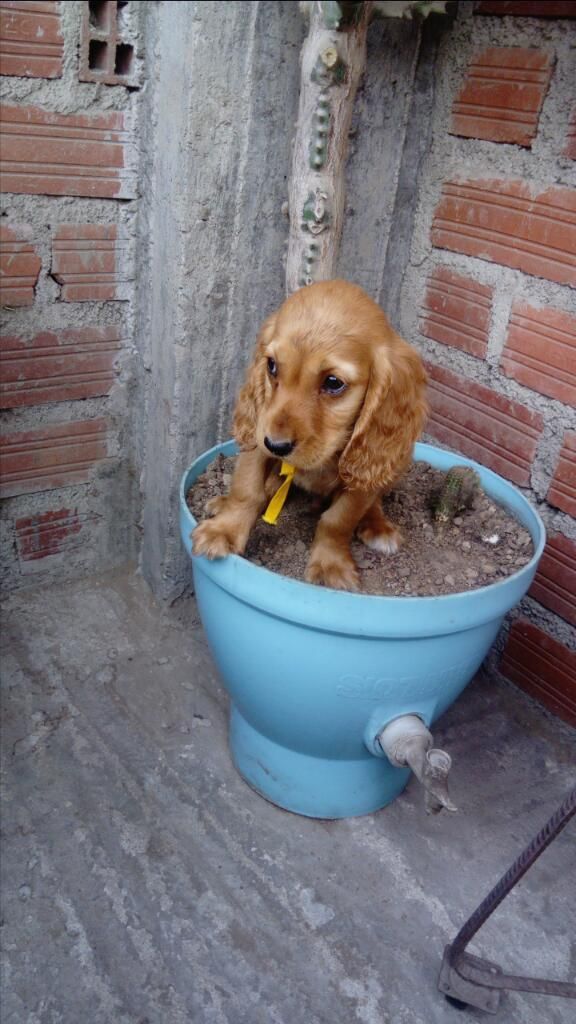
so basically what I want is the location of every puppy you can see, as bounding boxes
[192,280,428,591]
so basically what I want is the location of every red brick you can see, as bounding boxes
[500,619,576,727]
[530,533,576,627]
[476,1,576,15]
[426,362,543,486]
[0,418,109,497]
[431,179,576,288]
[51,224,127,302]
[0,1,63,79]
[79,1,137,87]
[15,507,95,561]
[0,222,40,306]
[548,433,576,517]
[451,48,553,147]
[420,267,492,359]
[0,104,133,199]
[501,302,576,406]
[0,328,122,408]
[565,109,576,160]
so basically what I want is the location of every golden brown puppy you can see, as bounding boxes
[192,280,428,591]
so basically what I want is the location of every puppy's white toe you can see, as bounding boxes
[359,528,402,555]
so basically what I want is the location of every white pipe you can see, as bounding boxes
[376,715,457,814]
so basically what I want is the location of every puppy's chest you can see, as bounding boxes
[294,464,339,497]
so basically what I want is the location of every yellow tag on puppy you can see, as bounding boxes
[262,462,295,525]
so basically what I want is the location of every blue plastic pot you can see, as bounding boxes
[180,441,545,819]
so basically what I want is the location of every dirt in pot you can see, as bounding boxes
[186,455,535,597]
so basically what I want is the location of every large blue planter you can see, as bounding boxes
[180,441,545,819]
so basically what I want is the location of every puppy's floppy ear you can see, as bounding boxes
[339,336,428,492]
[233,313,277,449]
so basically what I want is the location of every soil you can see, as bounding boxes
[186,455,535,597]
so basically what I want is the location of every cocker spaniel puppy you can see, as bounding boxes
[192,280,428,591]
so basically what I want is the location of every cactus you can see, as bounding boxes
[302,188,330,230]
[432,466,481,529]
[309,67,337,169]
[299,190,331,285]
[289,0,452,292]
[286,2,370,292]
[372,1,448,17]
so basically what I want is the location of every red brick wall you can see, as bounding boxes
[409,5,576,725]
[0,2,139,588]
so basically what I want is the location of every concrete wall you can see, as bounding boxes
[135,0,304,601]
[338,9,451,320]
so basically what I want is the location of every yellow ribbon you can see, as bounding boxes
[262,462,295,525]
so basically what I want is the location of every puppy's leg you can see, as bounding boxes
[205,494,227,517]
[306,490,374,591]
[264,462,283,499]
[357,499,402,554]
[192,449,270,559]
[206,463,278,516]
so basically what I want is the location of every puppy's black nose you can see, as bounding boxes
[264,437,295,458]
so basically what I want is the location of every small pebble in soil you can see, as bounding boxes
[482,532,500,546]
[187,455,535,598]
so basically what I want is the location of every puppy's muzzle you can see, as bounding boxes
[264,436,295,458]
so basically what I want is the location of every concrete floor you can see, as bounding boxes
[1,569,575,1024]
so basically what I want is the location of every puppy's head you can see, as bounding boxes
[233,280,427,491]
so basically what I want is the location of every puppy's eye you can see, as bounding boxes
[267,357,278,378]
[322,375,346,395]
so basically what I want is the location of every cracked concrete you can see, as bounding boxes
[1,568,575,1023]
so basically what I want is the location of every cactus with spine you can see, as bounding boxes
[432,466,481,529]
[288,0,450,293]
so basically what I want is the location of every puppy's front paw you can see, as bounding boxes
[305,551,360,592]
[192,518,242,559]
